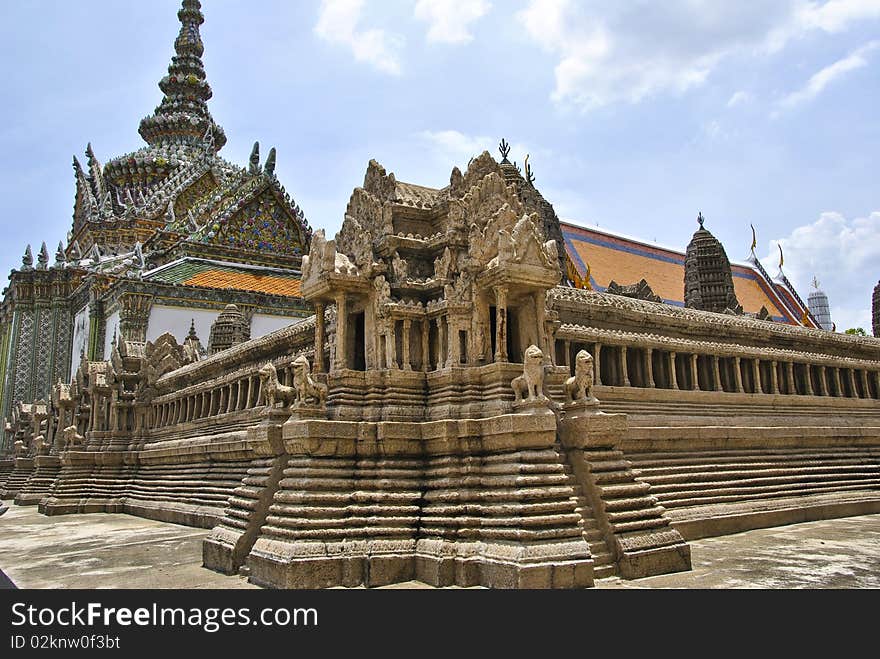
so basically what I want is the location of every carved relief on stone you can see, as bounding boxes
[137,333,186,402]
[302,229,359,289]
[373,275,392,317]
[495,213,560,273]
[391,252,409,283]
[362,159,397,202]
[606,279,663,304]
[433,247,455,281]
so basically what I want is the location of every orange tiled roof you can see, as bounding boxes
[184,270,302,296]
[562,222,807,325]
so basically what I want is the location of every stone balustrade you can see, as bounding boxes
[556,324,880,400]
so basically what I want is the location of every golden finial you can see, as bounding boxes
[750,224,757,253]
[812,276,820,290]
[778,244,784,269]
[585,262,593,290]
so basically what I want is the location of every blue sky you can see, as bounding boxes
[1,0,878,330]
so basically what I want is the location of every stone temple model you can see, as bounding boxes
[1,1,880,590]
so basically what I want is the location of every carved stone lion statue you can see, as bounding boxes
[564,350,596,403]
[13,439,27,458]
[511,345,547,403]
[258,362,298,409]
[292,355,328,407]
[62,425,84,450]
[32,434,49,456]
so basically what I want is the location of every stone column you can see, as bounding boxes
[803,365,814,396]
[848,369,858,398]
[494,287,508,363]
[334,294,348,372]
[752,359,763,394]
[713,356,722,392]
[691,354,700,391]
[873,371,880,399]
[620,347,630,387]
[818,366,828,397]
[645,348,655,388]
[785,362,795,395]
[669,352,679,390]
[733,357,744,393]
[386,330,397,370]
[421,319,430,373]
[314,302,326,374]
[860,370,870,399]
[770,361,780,394]
[593,343,602,386]
[402,319,413,371]
[564,341,572,369]
[534,292,547,363]
[833,367,843,397]
[446,319,459,369]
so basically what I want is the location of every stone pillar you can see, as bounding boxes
[402,319,413,371]
[620,347,630,387]
[848,369,857,398]
[386,329,398,370]
[669,352,679,390]
[421,319,430,373]
[873,371,880,399]
[770,361,780,394]
[734,357,744,393]
[334,294,348,372]
[752,359,763,394]
[645,348,655,388]
[314,302,326,374]
[534,291,547,363]
[712,356,722,392]
[803,365,814,396]
[118,293,154,344]
[860,370,870,399]
[593,343,602,386]
[446,319,459,369]
[818,366,828,397]
[494,287,508,363]
[833,367,843,397]
[690,354,700,391]
[564,341,572,369]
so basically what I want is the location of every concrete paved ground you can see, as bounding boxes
[1,501,879,589]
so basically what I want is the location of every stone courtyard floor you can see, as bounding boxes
[1,501,879,589]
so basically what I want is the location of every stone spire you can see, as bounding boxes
[21,245,33,272]
[684,213,743,315]
[807,277,833,331]
[138,0,226,151]
[873,281,880,338]
[208,305,250,355]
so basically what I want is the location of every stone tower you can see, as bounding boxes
[208,305,250,355]
[684,214,743,315]
[807,277,833,331]
[873,281,880,338]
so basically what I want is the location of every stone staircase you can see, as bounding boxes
[0,459,14,492]
[628,446,880,538]
[0,460,34,500]
[14,457,62,506]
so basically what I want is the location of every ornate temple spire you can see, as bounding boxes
[21,245,33,272]
[37,243,50,270]
[684,213,743,315]
[138,0,226,151]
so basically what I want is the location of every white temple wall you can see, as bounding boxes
[147,305,220,346]
[103,311,120,358]
[251,313,302,338]
[70,305,90,381]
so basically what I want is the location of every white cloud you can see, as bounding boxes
[420,130,495,162]
[516,0,880,110]
[761,211,880,332]
[798,0,880,32]
[776,40,879,112]
[314,0,403,75]
[727,90,753,107]
[415,0,491,44]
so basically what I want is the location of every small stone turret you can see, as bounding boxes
[207,305,250,355]
[808,277,833,331]
[684,213,743,315]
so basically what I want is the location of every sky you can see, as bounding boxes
[0,0,878,331]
